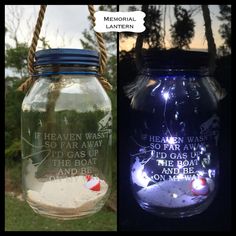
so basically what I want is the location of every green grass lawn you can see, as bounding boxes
[5,195,117,231]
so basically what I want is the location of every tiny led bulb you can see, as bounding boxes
[163,92,170,100]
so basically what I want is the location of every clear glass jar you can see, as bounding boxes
[21,49,112,220]
[129,50,220,218]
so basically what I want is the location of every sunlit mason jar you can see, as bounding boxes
[21,49,112,219]
[129,50,220,218]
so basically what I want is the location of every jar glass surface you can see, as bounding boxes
[21,51,112,220]
[129,69,219,218]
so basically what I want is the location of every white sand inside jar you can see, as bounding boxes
[137,178,214,208]
[27,176,108,209]
[25,160,108,212]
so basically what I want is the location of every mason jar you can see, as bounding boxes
[129,50,220,218]
[21,48,112,220]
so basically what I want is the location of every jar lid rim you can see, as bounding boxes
[142,49,210,70]
[35,48,99,57]
[34,48,99,67]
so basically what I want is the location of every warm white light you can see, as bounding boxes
[208,169,212,178]
[172,193,178,198]
[177,173,184,179]
[163,92,170,100]
[208,169,215,178]
[131,157,151,188]
[174,111,179,120]
[197,170,204,176]
[200,146,206,154]
[192,179,205,190]
[201,146,206,151]
[167,136,175,144]
[191,178,209,195]
[136,169,150,188]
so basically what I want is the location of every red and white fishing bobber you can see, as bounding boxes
[191,177,209,196]
[85,175,101,191]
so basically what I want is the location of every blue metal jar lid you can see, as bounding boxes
[34,48,100,66]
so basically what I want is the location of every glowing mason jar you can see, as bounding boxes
[129,50,220,218]
[21,49,112,219]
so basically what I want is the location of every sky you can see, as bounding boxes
[119,5,224,51]
[5,5,96,49]
[5,5,101,77]
[5,5,225,52]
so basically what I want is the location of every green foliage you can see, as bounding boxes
[106,55,117,88]
[5,77,25,149]
[5,140,21,162]
[81,5,117,52]
[96,5,117,52]
[5,195,117,231]
[80,5,117,88]
[80,30,95,50]
[218,5,231,53]
[170,5,195,49]
[5,43,29,77]
[5,162,22,192]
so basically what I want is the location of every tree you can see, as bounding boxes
[5,43,29,78]
[135,5,148,71]
[201,5,217,74]
[5,78,25,149]
[5,5,23,47]
[218,5,231,54]
[120,5,164,49]
[162,5,167,48]
[80,5,117,88]
[170,5,195,49]
[143,5,163,49]
[120,5,163,70]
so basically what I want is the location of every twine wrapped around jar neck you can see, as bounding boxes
[18,5,112,92]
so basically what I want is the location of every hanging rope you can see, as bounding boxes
[18,5,47,92]
[88,5,107,75]
[88,5,112,91]
[18,5,112,92]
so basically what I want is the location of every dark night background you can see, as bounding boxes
[118,51,232,231]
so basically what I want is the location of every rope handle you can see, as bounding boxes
[18,5,112,92]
